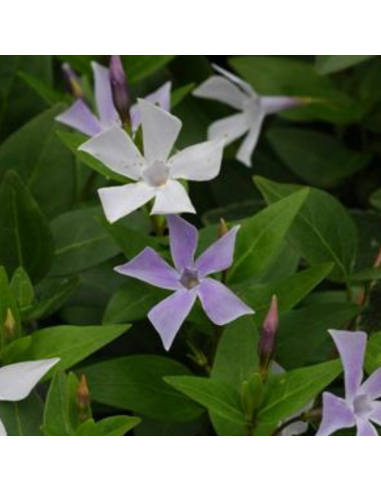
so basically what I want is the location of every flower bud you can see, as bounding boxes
[62,63,83,99]
[258,295,279,380]
[109,55,131,125]
[3,308,17,343]
[77,374,92,422]
[218,218,229,238]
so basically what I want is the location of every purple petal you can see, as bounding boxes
[329,330,367,402]
[92,62,120,128]
[56,99,102,137]
[317,393,355,436]
[261,96,302,115]
[356,418,378,436]
[115,247,179,290]
[196,226,240,277]
[197,278,253,326]
[148,290,197,350]
[361,368,381,400]
[369,402,381,426]
[167,215,198,271]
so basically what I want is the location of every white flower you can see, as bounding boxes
[0,359,59,436]
[80,99,224,223]
[193,65,301,167]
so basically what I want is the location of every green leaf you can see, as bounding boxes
[10,267,34,309]
[255,177,358,282]
[0,171,54,282]
[0,392,44,436]
[76,416,141,436]
[268,128,370,188]
[257,360,342,429]
[0,266,22,348]
[0,106,76,218]
[351,266,381,281]
[43,372,79,436]
[83,356,202,423]
[229,56,361,124]
[1,324,131,374]
[316,55,377,75]
[122,56,176,83]
[18,71,64,106]
[365,332,381,374]
[228,189,309,283]
[370,188,381,212]
[165,376,245,426]
[50,206,120,277]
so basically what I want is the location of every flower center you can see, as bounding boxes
[180,268,200,290]
[142,161,169,188]
[353,394,373,419]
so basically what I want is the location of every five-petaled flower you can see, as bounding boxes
[0,358,59,436]
[79,100,225,223]
[317,330,381,436]
[193,65,302,167]
[56,60,172,136]
[115,215,254,350]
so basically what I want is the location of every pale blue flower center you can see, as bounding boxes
[180,268,200,290]
[143,161,169,187]
[353,394,373,419]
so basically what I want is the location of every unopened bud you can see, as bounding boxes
[109,55,131,124]
[62,63,83,99]
[3,308,16,342]
[218,218,229,238]
[77,375,92,422]
[258,295,279,380]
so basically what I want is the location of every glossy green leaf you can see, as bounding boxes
[76,416,141,436]
[0,392,44,436]
[122,56,176,83]
[316,55,377,75]
[10,267,34,309]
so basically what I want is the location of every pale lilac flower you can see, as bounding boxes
[317,330,381,437]
[115,215,254,350]
[56,61,172,137]
[193,65,302,167]
[0,359,59,436]
[80,100,224,223]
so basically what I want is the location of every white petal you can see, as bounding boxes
[0,418,6,436]
[99,182,156,224]
[169,139,224,182]
[236,113,265,167]
[208,113,249,147]
[139,99,182,163]
[213,64,257,98]
[151,180,196,215]
[79,126,145,180]
[193,76,248,111]
[0,359,59,402]
[131,82,172,133]
[91,61,120,128]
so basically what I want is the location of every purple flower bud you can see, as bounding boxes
[258,295,279,378]
[109,55,131,124]
[62,63,83,99]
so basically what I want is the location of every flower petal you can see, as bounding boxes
[0,359,59,402]
[356,418,378,436]
[169,139,224,182]
[360,368,381,400]
[0,418,6,436]
[56,99,102,137]
[115,247,179,290]
[131,82,172,132]
[148,290,197,350]
[98,182,156,223]
[151,180,196,215]
[92,61,120,127]
[80,126,145,181]
[167,215,198,271]
[196,226,240,277]
[317,393,355,436]
[193,76,248,111]
[281,421,309,437]
[369,401,381,426]
[139,99,182,163]
[208,114,249,147]
[261,96,301,116]
[329,330,367,402]
[197,278,253,326]
[213,64,257,98]
[236,113,265,167]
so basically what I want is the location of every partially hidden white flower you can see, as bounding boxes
[193,65,302,167]
[0,359,60,436]
[80,99,225,223]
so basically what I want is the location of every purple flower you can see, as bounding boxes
[317,330,381,436]
[56,60,171,137]
[115,215,254,350]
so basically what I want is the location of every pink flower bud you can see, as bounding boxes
[109,55,131,124]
